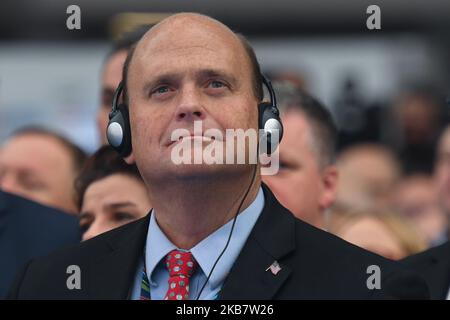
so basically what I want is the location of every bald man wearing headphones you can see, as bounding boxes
[9,13,428,300]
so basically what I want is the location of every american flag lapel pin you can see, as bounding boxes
[266,261,282,275]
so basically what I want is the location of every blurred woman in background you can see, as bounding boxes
[75,145,151,241]
[329,209,427,260]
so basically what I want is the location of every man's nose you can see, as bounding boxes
[175,87,206,122]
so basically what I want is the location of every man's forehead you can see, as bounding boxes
[283,111,311,136]
[282,113,316,155]
[142,13,236,43]
[133,14,243,64]
[4,134,69,160]
[0,143,53,172]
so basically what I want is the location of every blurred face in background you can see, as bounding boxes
[97,49,128,145]
[394,93,440,145]
[392,175,447,244]
[263,110,337,228]
[336,216,407,260]
[79,173,151,241]
[0,133,78,213]
[336,144,400,211]
[434,126,450,223]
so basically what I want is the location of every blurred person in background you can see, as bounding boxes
[266,70,308,91]
[330,210,427,260]
[335,143,401,212]
[384,87,446,175]
[263,82,338,229]
[433,124,450,242]
[97,26,151,145]
[75,146,151,241]
[391,174,447,247]
[333,75,383,150]
[0,126,86,214]
[0,190,80,298]
[402,241,450,299]
[401,125,450,300]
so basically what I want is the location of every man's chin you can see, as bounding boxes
[172,163,225,176]
[165,162,248,181]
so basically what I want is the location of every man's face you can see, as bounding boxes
[263,110,336,227]
[434,127,450,217]
[336,146,399,211]
[97,50,128,145]
[392,175,447,243]
[0,134,78,213]
[126,17,258,182]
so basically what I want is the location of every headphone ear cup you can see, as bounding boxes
[258,102,283,155]
[106,104,132,158]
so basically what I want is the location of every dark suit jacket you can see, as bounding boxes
[0,191,81,298]
[7,185,429,299]
[402,241,450,299]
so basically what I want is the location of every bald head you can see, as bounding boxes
[141,13,236,45]
[122,13,263,103]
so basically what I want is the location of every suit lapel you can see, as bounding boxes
[220,184,295,299]
[86,214,150,299]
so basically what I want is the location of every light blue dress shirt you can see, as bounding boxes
[130,187,264,300]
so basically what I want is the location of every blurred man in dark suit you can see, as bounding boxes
[433,124,450,243]
[0,190,80,298]
[263,86,338,229]
[0,127,86,214]
[8,13,429,300]
[402,125,450,299]
[402,241,450,299]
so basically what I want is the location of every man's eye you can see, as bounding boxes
[152,86,171,96]
[157,87,169,93]
[208,81,226,89]
[279,162,295,172]
[19,176,46,191]
[101,92,114,108]
[279,162,289,169]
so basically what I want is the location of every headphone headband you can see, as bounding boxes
[261,74,277,107]
[110,81,124,117]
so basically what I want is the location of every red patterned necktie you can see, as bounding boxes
[164,249,198,300]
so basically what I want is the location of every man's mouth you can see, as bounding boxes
[167,134,217,147]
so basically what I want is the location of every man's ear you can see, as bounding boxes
[319,165,338,210]
[124,151,136,165]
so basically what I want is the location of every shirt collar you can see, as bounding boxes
[145,213,177,286]
[145,187,265,289]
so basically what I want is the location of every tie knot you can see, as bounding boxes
[165,250,197,278]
